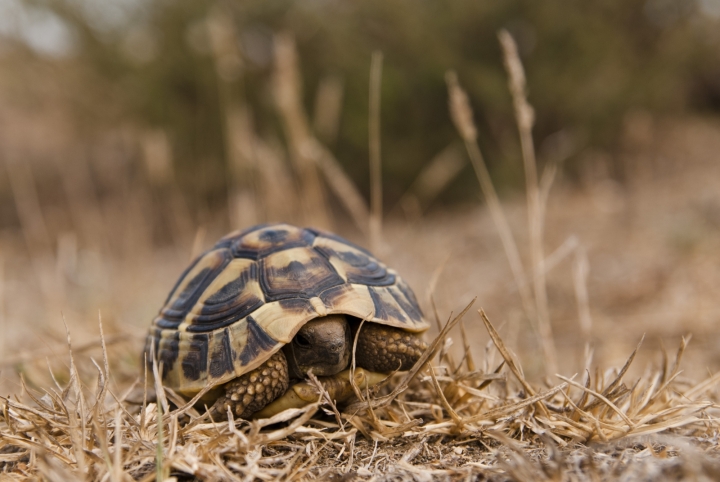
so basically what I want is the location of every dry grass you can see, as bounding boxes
[2,26,720,481]
[1,306,720,480]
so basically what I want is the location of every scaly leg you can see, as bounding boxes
[355,323,428,373]
[211,350,289,419]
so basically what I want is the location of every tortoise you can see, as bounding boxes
[144,223,429,418]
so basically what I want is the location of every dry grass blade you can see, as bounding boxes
[273,32,330,228]
[311,141,370,235]
[459,317,476,372]
[346,298,476,412]
[603,336,643,394]
[498,29,556,376]
[557,375,635,428]
[683,370,720,400]
[650,336,689,402]
[428,366,463,428]
[479,310,537,399]
[313,75,344,144]
[394,144,466,218]
[90,312,110,414]
[149,343,169,415]
[446,71,536,338]
[572,243,593,340]
[471,384,567,423]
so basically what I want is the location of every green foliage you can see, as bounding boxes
[29,0,720,208]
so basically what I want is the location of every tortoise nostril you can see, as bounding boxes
[294,334,311,348]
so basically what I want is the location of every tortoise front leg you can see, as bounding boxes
[355,323,428,373]
[211,350,289,419]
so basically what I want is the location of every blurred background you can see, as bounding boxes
[1,0,720,389]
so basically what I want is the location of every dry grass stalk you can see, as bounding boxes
[310,141,370,236]
[2,151,65,315]
[498,30,557,376]
[313,75,344,145]
[573,244,593,340]
[206,7,261,229]
[479,310,539,400]
[445,72,537,345]
[369,51,384,253]
[224,109,261,229]
[251,138,299,223]
[140,129,173,186]
[54,151,112,256]
[2,153,51,254]
[273,32,331,229]
[394,144,466,219]
[273,33,371,234]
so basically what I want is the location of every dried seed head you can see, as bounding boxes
[445,71,477,142]
[498,29,535,131]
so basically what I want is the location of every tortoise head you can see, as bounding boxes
[282,314,351,379]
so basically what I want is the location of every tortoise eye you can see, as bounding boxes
[294,334,311,348]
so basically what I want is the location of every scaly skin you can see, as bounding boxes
[210,321,427,419]
[355,323,428,373]
[211,350,289,419]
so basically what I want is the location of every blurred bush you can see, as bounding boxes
[2,0,720,228]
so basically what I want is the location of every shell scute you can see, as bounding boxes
[256,298,318,343]
[180,333,209,382]
[368,286,409,324]
[385,286,422,323]
[208,328,236,378]
[185,259,265,332]
[229,224,316,259]
[238,316,279,366]
[319,284,375,319]
[157,331,180,380]
[260,247,344,301]
[156,248,232,329]
[307,227,373,256]
[314,237,395,286]
[214,224,271,248]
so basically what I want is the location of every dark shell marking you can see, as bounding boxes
[147,223,428,395]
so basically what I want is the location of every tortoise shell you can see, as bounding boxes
[145,223,428,395]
